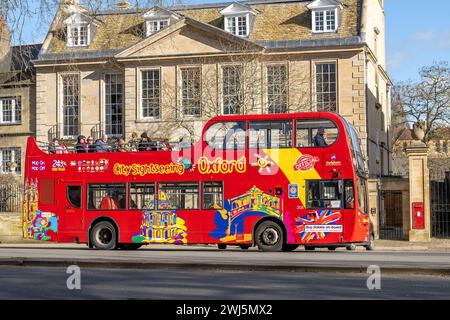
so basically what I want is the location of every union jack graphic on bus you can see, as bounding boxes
[295,209,342,242]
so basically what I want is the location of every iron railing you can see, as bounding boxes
[0,184,23,213]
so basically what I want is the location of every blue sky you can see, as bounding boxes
[385,0,450,83]
[11,0,450,83]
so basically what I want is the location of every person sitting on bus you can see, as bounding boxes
[128,132,139,152]
[87,136,96,153]
[95,134,110,152]
[100,195,118,210]
[138,132,151,151]
[75,135,88,153]
[117,139,127,152]
[313,127,328,147]
[48,138,59,154]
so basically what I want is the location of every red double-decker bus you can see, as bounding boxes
[23,112,374,251]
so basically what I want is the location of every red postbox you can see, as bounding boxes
[412,202,425,229]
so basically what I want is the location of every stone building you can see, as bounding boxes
[0,17,41,176]
[34,0,392,177]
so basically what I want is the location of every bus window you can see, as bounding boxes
[307,180,342,209]
[248,121,292,149]
[158,182,199,210]
[67,186,81,209]
[205,121,246,150]
[356,177,368,215]
[296,119,338,147]
[344,180,355,209]
[203,181,223,209]
[88,184,126,210]
[129,183,155,210]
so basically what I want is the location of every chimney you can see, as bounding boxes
[0,16,12,73]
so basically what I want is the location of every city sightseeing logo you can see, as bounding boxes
[293,154,319,172]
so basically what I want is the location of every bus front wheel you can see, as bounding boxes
[90,221,117,250]
[255,221,284,252]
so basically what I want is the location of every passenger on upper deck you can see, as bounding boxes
[48,138,59,154]
[313,127,328,147]
[75,135,88,153]
[128,132,139,152]
[117,139,127,152]
[87,136,96,153]
[138,132,151,151]
[95,134,110,152]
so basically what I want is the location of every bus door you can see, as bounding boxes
[60,180,84,232]
[302,179,345,245]
[354,176,370,242]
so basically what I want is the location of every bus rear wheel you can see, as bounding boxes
[255,221,284,252]
[90,221,117,250]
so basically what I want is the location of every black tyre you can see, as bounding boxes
[304,246,315,251]
[240,245,251,250]
[282,244,299,252]
[218,244,227,250]
[328,246,337,251]
[118,243,143,250]
[346,243,357,251]
[90,221,117,250]
[365,233,375,251]
[255,220,284,252]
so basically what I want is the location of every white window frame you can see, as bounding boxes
[221,64,244,115]
[67,23,90,47]
[179,66,202,118]
[103,73,124,137]
[0,148,21,174]
[312,8,338,33]
[0,97,21,124]
[59,73,81,139]
[146,19,170,36]
[139,68,161,120]
[265,64,289,114]
[313,60,338,112]
[224,14,250,37]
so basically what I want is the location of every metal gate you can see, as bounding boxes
[430,171,450,238]
[380,191,404,240]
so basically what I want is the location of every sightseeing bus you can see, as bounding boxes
[23,112,374,251]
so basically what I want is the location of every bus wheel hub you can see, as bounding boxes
[262,228,279,245]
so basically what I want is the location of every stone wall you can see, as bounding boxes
[0,212,22,242]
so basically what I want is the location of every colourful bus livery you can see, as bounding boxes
[23,112,374,251]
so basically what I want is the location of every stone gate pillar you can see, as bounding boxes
[406,141,430,241]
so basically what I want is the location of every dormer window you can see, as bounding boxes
[146,19,169,36]
[307,0,343,34]
[225,15,248,37]
[64,12,100,47]
[68,24,89,47]
[220,3,259,37]
[143,6,180,37]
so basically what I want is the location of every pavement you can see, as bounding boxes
[1,265,449,299]
[0,240,449,276]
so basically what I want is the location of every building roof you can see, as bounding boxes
[40,0,361,59]
[0,43,42,85]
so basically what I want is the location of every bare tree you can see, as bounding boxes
[394,61,450,143]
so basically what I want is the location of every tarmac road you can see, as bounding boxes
[0,265,449,300]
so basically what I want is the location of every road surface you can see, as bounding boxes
[0,265,449,299]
